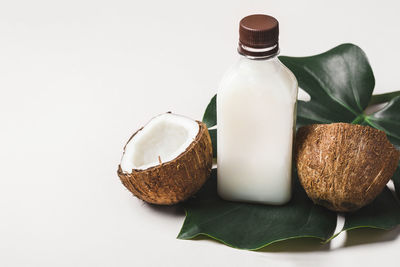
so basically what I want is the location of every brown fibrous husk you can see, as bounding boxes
[118,121,213,205]
[295,123,400,212]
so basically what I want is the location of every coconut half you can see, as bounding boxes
[295,123,400,212]
[118,113,213,205]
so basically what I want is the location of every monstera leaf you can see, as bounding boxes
[178,170,337,250]
[202,95,217,157]
[393,163,400,199]
[202,95,217,128]
[179,44,400,250]
[279,44,400,149]
[280,44,375,127]
[362,96,400,149]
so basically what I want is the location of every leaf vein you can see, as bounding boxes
[303,66,359,116]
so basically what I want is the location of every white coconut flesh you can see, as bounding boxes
[120,113,200,173]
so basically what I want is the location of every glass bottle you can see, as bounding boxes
[217,14,298,204]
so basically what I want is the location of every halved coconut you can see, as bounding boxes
[118,113,213,205]
[295,123,400,212]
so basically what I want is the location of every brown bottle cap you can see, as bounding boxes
[238,14,279,58]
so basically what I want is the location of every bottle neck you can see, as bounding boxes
[237,43,279,60]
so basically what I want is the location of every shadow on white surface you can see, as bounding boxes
[146,203,186,218]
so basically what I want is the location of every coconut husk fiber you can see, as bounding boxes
[295,123,400,212]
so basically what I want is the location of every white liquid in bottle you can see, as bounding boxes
[217,14,298,205]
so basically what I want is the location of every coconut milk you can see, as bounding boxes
[217,14,298,204]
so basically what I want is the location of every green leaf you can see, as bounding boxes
[178,170,337,250]
[364,96,400,149]
[369,91,400,106]
[202,95,217,128]
[279,43,375,128]
[326,185,400,242]
[202,95,217,157]
[341,186,400,231]
[393,164,400,199]
[208,129,217,158]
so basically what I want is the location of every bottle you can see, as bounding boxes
[217,14,298,205]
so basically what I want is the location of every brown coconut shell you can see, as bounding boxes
[118,121,213,205]
[295,123,400,212]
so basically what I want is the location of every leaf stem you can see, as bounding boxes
[351,114,366,124]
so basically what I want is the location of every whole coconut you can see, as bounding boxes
[295,123,400,212]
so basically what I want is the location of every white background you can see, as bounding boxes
[1,0,400,266]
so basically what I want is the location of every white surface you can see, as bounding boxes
[217,56,297,204]
[1,0,400,266]
[120,113,199,171]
